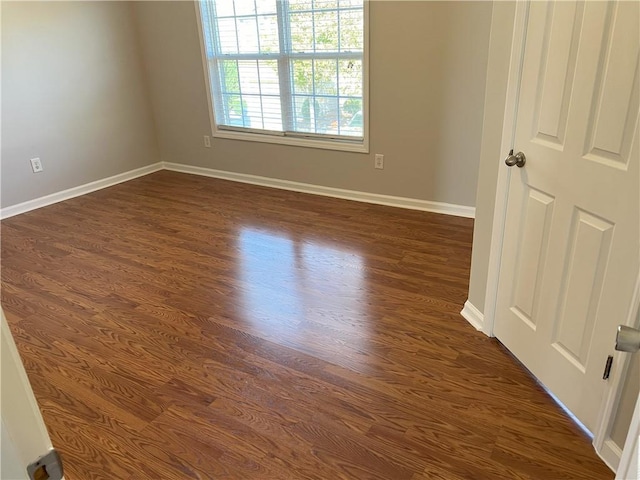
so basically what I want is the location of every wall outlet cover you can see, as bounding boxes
[30,158,43,173]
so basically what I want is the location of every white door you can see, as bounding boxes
[617,391,640,480]
[494,0,639,434]
[1,309,63,479]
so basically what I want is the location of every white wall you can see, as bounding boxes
[1,1,159,208]
[466,1,516,314]
[132,0,492,208]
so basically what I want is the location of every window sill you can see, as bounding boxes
[212,129,369,154]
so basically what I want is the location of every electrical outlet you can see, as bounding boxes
[30,157,43,173]
[374,154,384,169]
[204,135,211,148]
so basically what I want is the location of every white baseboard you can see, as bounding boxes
[1,161,476,220]
[598,438,622,473]
[0,163,163,220]
[162,162,475,218]
[460,300,484,331]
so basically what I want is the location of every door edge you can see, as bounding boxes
[482,0,530,337]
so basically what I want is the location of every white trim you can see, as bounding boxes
[600,438,623,473]
[362,0,370,154]
[1,309,54,475]
[0,163,163,220]
[194,1,216,139]
[0,161,474,220]
[594,271,640,471]
[162,162,475,218]
[482,0,530,337]
[193,1,370,154]
[460,300,484,331]
[617,392,640,479]
[210,129,368,153]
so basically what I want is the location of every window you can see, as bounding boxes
[198,0,367,151]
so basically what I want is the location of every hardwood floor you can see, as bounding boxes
[1,171,613,480]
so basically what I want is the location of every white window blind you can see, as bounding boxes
[199,0,365,142]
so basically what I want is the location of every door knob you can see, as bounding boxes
[615,325,640,353]
[505,150,526,168]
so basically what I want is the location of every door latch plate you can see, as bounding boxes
[602,355,614,380]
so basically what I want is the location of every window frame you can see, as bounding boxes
[195,0,369,153]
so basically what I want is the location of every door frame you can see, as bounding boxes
[481,0,640,470]
[617,390,640,480]
[1,308,59,478]
[596,273,640,470]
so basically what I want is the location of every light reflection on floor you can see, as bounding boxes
[236,227,371,364]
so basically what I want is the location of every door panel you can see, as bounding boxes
[495,0,640,433]
[583,4,639,168]
[532,1,582,148]
[511,187,555,329]
[552,208,613,371]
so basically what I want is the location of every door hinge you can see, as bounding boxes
[27,448,63,480]
[602,355,614,380]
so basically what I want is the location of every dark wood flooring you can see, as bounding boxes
[1,171,613,479]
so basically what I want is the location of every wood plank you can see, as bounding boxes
[1,171,613,479]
